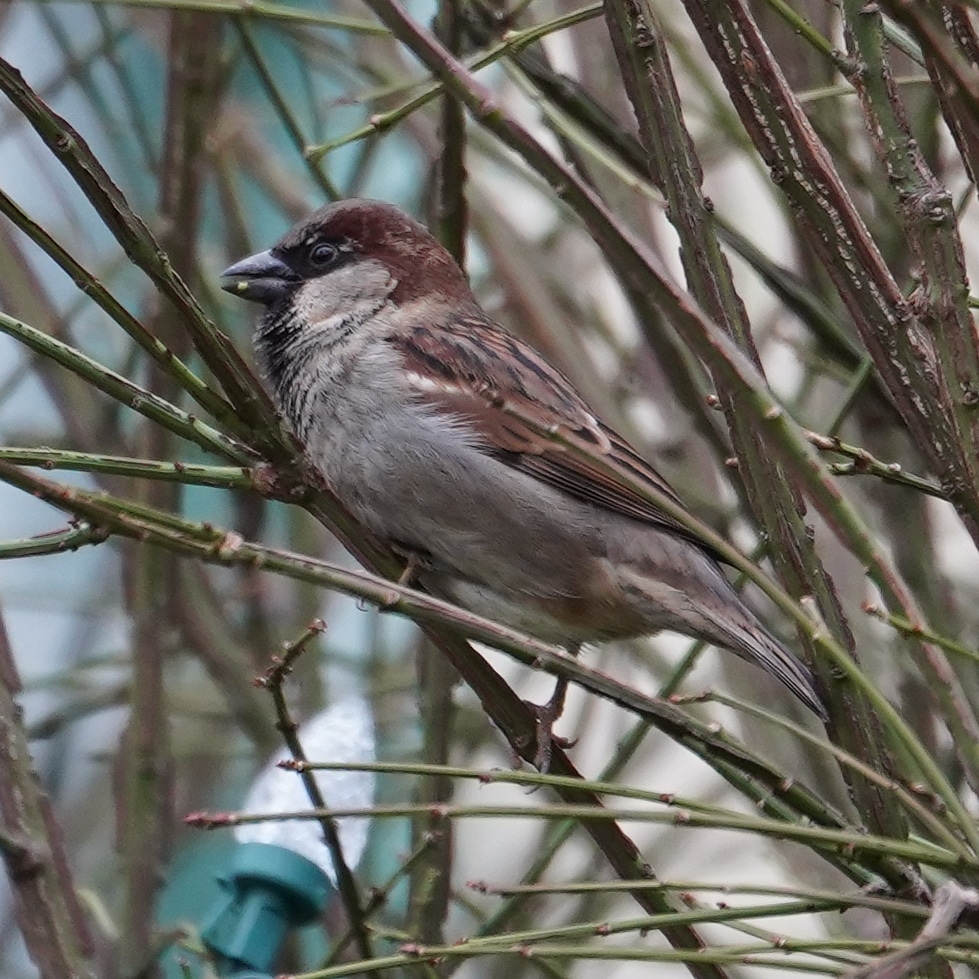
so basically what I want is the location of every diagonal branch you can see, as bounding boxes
[0,461,932,894]
[0,55,281,441]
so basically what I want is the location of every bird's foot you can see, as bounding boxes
[524,677,575,773]
[379,544,434,608]
[250,463,314,502]
[396,552,424,587]
[389,542,435,588]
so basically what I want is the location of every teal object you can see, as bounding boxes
[201,842,335,976]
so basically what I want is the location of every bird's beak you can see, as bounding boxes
[220,250,299,305]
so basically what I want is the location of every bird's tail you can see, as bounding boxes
[617,550,827,719]
[721,617,827,720]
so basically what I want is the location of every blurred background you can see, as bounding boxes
[3,0,979,977]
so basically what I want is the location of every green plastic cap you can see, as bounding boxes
[201,842,334,975]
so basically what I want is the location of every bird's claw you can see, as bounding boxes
[524,677,572,773]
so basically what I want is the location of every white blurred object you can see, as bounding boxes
[235,697,375,883]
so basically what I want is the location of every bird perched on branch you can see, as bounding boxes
[222,198,826,766]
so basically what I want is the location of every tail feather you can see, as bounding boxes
[608,544,827,719]
[725,621,827,720]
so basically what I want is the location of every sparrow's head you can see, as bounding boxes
[220,198,473,309]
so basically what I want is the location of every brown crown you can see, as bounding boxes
[276,198,475,305]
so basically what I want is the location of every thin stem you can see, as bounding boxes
[0,311,257,464]
[0,448,254,488]
[256,622,377,969]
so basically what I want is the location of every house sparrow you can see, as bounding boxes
[222,198,826,759]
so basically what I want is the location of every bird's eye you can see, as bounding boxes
[309,242,338,267]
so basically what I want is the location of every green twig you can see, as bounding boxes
[0,189,238,430]
[0,448,254,488]
[0,523,109,559]
[0,55,282,439]
[0,311,257,464]
[806,431,946,499]
[256,621,377,970]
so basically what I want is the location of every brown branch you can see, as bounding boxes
[841,0,979,525]
[0,460,926,895]
[880,1,979,186]
[433,0,467,264]
[601,0,908,857]
[412,0,465,949]
[0,609,95,979]
[0,54,281,443]
[115,16,226,969]
[256,621,378,970]
[173,566,278,751]
[674,0,979,800]
[678,0,979,547]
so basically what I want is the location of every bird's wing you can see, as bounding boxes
[388,311,723,560]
